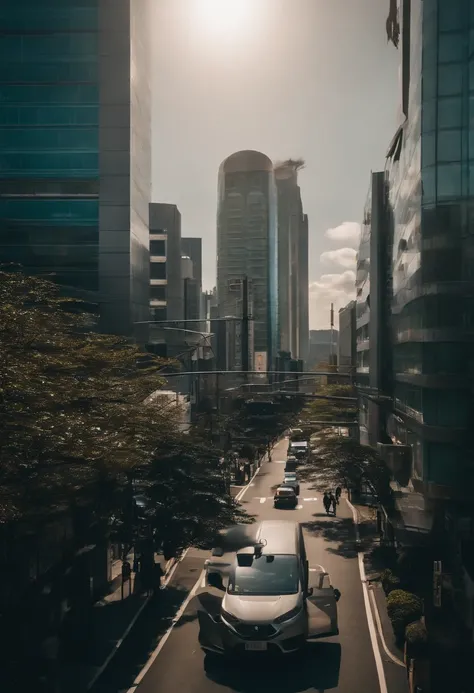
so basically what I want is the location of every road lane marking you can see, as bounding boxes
[259,497,266,504]
[126,457,265,691]
[274,460,286,464]
[126,568,205,691]
[303,497,318,501]
[346,499,388,693]
[296,505,303,510]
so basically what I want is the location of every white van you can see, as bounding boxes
[198,520,340,656]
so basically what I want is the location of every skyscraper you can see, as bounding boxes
[0,0,152,342]
[274,160,309,363]
[217,150,278,371]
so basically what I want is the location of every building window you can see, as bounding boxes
[150,285,166,300]
[150,239,166,256]
[150,262,166,280]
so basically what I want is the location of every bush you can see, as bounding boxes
[380,568,401,595]
[405,620,429,658]
[386,589,423,642]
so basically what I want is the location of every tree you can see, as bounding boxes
[128,435,253,555]
[0,270,248,540]
[302,436,392,504]
[298,383,357,436]
[0,269,178,526]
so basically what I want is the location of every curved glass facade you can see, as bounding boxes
[387,0,474,489]
[217,151,279,369]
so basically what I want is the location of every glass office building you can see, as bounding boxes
[386,0,474,497]
[0,0,152,341]
[217,150,279,370]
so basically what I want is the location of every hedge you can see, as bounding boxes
[380,568,401,595]
[405,620,429,658]
[386,589,423,642]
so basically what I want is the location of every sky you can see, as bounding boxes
[151,0,400,330]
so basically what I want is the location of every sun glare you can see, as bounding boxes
[192,0,255,39]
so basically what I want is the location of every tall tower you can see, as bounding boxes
[217,150,278,371]
[274,159,309,363]
[0,0,152,343]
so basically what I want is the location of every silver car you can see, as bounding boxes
[198,520,340,656]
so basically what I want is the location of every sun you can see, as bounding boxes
[191,0,255,38]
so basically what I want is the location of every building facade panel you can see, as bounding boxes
[387,0,474,493]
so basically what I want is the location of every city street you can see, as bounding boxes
[91,438,403,693]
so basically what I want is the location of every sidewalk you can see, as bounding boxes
[59,554,178,693]
[351,501,410,693]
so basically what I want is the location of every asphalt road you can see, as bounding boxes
[93,437,385,693]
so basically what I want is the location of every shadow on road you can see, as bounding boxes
[302,518,358,559]
[90,585,190,692]
[204,642,341,691]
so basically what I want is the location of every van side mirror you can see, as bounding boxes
[334,588,341,602]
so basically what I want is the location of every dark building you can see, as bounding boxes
[148,203,184,360]
[367,0,474,657]
[307,329,338,370]
[274,161,309,363]
[338,301,356,374]
[355,172,392,449]
[0,0,152,343]
[181,237,203,332]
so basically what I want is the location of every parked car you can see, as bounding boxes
[283,472,300,495]
[284,455,298,473]
[274,486,298,509]
[288,441,309,461]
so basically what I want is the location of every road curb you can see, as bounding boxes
[348,500,405,669]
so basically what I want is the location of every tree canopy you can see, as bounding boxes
[298,383,357,434]
[301,434,392,505]
[0,270,248,548]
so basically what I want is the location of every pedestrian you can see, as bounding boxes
[330,492,337,515]
[244,462,251,482]
[335,486,342,504]
[323,491,331,515]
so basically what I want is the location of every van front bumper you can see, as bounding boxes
[200,618,307,656]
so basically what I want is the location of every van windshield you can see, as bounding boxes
[228,555,299,596]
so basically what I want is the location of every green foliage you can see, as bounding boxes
[239,443,256,462]
[132,436,253,553]
[405,620,429,658]
[0,271,248,547]
[299,384,357,430]
[381,568,401,595]
[302,436,392,504]
[386,589,423,642]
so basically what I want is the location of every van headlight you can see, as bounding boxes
[273,606,303,624]
[221,608,240,624]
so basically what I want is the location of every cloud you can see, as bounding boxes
[325,221,361,248]
[309,270,356,329]
[320,247,357,270]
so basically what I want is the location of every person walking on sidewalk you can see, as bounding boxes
[335,486,342,504]
[330,492,337,515]
[244,461,251,482]
[323,492,331,515]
